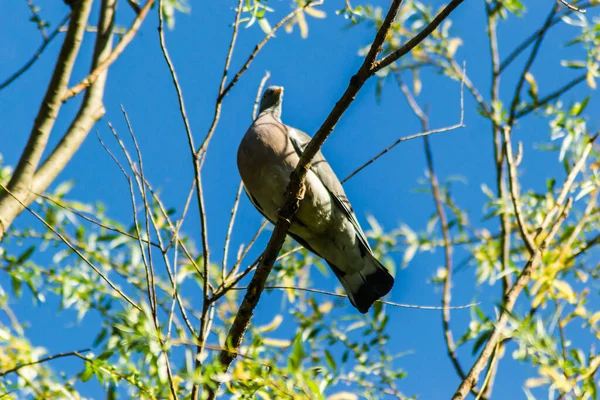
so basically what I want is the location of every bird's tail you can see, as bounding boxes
[330,252,394,314]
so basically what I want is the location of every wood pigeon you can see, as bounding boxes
[237,86,394,313]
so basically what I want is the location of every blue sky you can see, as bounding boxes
[1,0,599,398]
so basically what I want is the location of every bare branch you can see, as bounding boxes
[499,2,594,73]
[107,122,158,316]
[341,71,465,184]
[61,0,155,102]
[33,0,116,209]
[514,74,587,119]
[253,71,271,120]
[504,127,536,253]
[0,0,92,239]
[557,0,587,13]
[508,6,557,125]
[395,69,477,394]
[36,192,160,248]
[371,0,465,74]
[229,285,478,310]
[126,0,141,14]
[0,13,71,91]
[207,0,464,396]
[25,0,48,39]
[222,182,244,282]
[0,348,90,377]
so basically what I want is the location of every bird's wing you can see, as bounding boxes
[243,186,325,258]
[287,126,372,252]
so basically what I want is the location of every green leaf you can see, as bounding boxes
[16,246,35,265]
[93,328,108,347]
[560,60,586,69]
[80,362,94,382]
[324,350,337,372]
[472,330,492,355]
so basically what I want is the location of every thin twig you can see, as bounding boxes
[229,286,477,310]
[514,74,587,119]
[222,182,244,282]
[0,183,141,311]
[126,0,141,13]
[61,0,154,102]
[557,0,587,12]
[371,0,465,74]
[107,122,157,315]
[341,70,465,184]
[164,179,196,253]
[137,174,197,337]
[121,108,159,316]
[498,2,593,72]
[36,192,161,248]
[341,123,464,184]
[25,0,48,39]
[0,348,90,377]
[396,70,475,393]
[537,135,596,235]
[0,13,71,90]
[508,5,557,125]
[253,72,271,120]
[226,220,268,281]
[504,127,536,253]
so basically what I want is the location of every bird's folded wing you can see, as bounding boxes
[287,127,372,252]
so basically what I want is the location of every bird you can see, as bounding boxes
[237,86,394,313]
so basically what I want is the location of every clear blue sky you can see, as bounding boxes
[1,0,598,398]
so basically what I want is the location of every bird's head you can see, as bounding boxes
[258,86,284,119]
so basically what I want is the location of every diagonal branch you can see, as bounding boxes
[61,0,155,102]
[507,5,557,125]
[229,285,477,310]
[498,2,595,73]
[206,0,464,397]
[452,199,572,399]
[514,73,587,119]
[371,0,464,74]
[0,13,71,91]
[0,348,90,377]
[0,0,93,239]
[33,0,116,204]
[452,136,596,399]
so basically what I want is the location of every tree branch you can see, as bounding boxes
[229,285,477,310]
[206,0,464,397]
[508,5,557,125]
[371,0,465,74]
[514,73,587,119]
[61,0,154,102]
[0,0,92,239]
[0,13,71,91]
[452,199,571,399]
[452,135,594,398]
[32,0,116,205]
[0,182,141,311]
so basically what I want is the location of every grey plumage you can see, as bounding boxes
[237,86,394,313]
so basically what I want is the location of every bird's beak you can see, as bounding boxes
[273,87,284,95]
